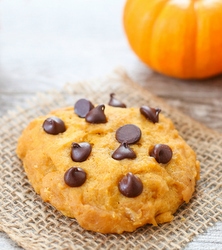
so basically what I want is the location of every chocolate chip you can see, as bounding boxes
[112,142,136,160]
[64,167,86,187]
[42,117,66,135]
[71,142,92,162]
[74,98,94,118]
[118,173,143,197]
[108,93,126,108]
[85,104,107,123]
[140,106,161,123]
[116,124,141,144]
[149,144,173,164]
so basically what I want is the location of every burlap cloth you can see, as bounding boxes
[0,70,222,250]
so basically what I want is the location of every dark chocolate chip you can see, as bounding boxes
[64,167,86,187]
[140,106,161,123]
[116,124,141,144]
[112,142,136,160]
[74,98,94,118]
[149,144,173,164]
[42,117,66,135]
[71,142,92,162]
[85,104,107,123]
[108,93,126,108]
[118,173,143,197]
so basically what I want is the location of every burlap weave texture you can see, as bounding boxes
[0,71,222,250]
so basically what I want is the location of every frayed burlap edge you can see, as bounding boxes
[0,69,222,250]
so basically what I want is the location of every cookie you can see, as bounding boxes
[16,93,200,234]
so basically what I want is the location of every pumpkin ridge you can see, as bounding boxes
[123,0,169,65]
[148,1,198,79]
[139,0,170,63]
[194,1,222,78]
[181,0,198,78]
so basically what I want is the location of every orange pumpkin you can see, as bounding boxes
[123,0,222,79]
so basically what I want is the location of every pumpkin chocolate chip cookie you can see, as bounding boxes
[16,94,200,234]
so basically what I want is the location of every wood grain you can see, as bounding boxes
[129,65,222,133]
[1,65,222,133]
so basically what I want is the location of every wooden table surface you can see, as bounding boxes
[0,0,222,249]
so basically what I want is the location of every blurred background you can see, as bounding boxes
[0,0,221,249]
[1,0,222,132]
[0,0,136,113]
